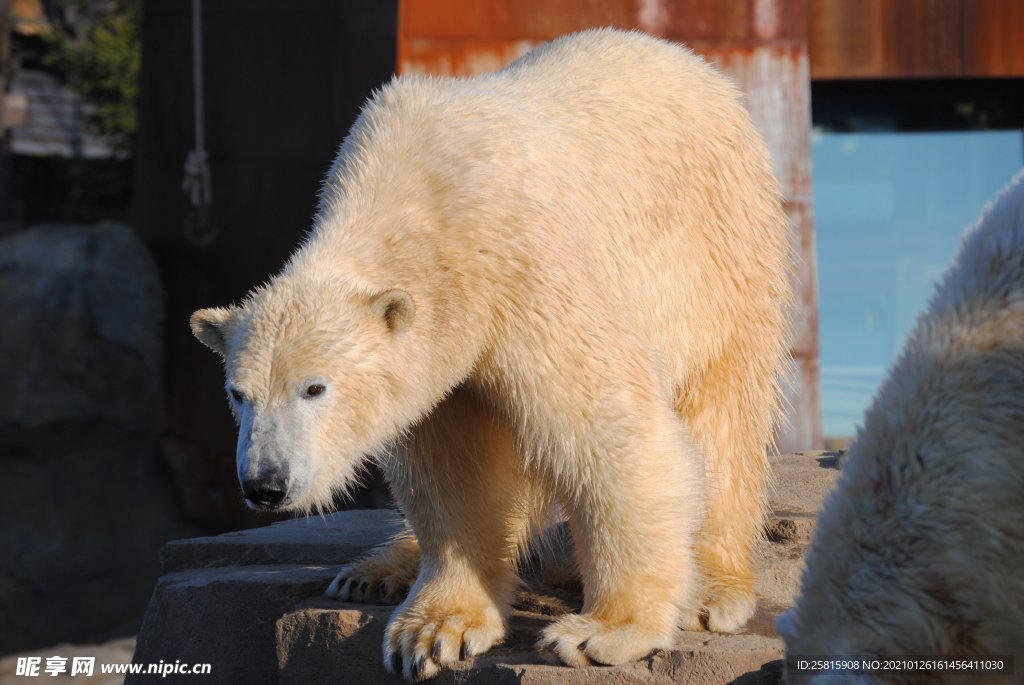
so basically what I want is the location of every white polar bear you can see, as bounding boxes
[191,28,792,681]
[779,170,1024,684]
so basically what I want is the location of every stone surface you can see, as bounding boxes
[0,224,200,654]
[129,452,840,684]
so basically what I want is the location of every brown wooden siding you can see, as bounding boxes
[810,0,1024,79]
[133,0,399,528]
[964,0,1024,76]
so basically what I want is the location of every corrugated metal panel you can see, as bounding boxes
[398,0,822,450]
[402,0,635,39]
[400,39,539,76]
[401,0,808,41]
[809,0,1024,79]
[9,69,115,158]
[964,0,1024,77]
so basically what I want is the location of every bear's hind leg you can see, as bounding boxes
[381,387,538,681]
[538,398,706,667]
[326,534,419,604]
[680,334,780,633]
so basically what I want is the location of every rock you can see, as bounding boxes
[128,452,840,684]
[275,603,785,685]
[0,223,162,431]
[0,224,200,654]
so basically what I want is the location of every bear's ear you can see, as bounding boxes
[190,306,241,356]
[371,289,415,334]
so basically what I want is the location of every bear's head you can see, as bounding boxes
[190,277,420,513]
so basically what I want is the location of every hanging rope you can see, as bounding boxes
[182,0,215,245]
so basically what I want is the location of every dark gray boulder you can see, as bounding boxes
[0,223,198,654]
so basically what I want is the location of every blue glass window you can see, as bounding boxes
[812,81,1024,440]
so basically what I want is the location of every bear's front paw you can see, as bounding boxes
[326,536,420,604]
[326,562,415,604]
[537,613,675,667]
[326,566,411,604]
[383,600,505,681]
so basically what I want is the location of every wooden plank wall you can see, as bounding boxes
[133,0,398,529]
[810,0,1024,78]
[398,0,823,452]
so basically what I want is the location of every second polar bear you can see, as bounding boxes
[190,29,792,680]
[779,171,1024,683]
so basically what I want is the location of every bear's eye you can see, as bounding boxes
[229,387,245,403]
[304,383,326,398]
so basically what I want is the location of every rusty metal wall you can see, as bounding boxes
[810,0,1024,79]
[398,0,822,452]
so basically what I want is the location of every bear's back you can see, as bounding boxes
[480,30,789,370]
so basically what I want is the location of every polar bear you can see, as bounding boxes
[191,29,792,681]
[778,171,1024,684]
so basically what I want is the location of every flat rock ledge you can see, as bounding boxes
[128,452,839,685]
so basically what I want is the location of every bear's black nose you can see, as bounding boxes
[242,473,288,508]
